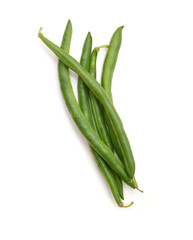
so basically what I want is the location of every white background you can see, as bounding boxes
[0,0,193,239]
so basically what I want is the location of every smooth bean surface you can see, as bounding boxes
[101,26,135,177]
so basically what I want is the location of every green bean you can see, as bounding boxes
[40,27,132,185]
[89,46,124,199]
[101,26,135,178]
[77,32,131,206]
[38,28,135,179]
[101,26,125,164]
[101,27,143,192]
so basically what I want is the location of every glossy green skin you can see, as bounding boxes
[101,26,123,101]
[101,26,135,177]
[77,33,123,206]
[39,31,135,179]
[42,27,131,184]
[90,48,124,199]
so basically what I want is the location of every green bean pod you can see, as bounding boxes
[101,26,135,177]
[89,47,124,199]
[77,32,127,206]
[40,25,132,185]
[38,27,135,179]
[101,26,125,164]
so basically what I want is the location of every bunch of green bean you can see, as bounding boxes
[39,20,142,207]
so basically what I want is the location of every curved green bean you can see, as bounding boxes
[101,26,135,178]
[101,27,143,192]
[101,26,125,164]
